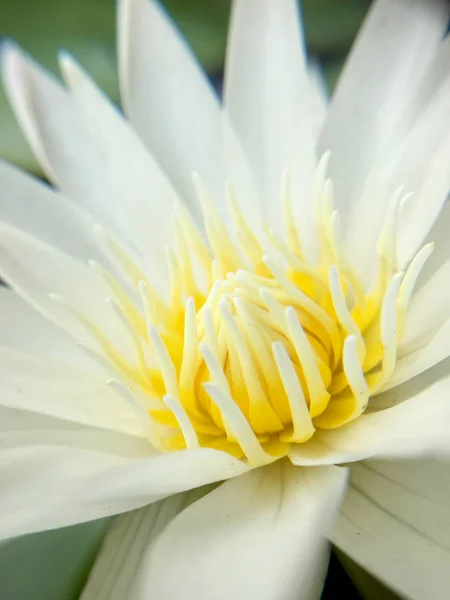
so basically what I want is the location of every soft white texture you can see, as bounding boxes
[0,349,147,438]
[0,159,102,264]
[0,446,248,539]
[320,0,450,278]
[119,0,224,218]
[80,488,211,600]
[3,44,176,292]
[0,0,450,598]
[0,223,136,358]
[290,376,450,465]
[333,458,450,600]
[225,0,316,260]
[85,463,346,600]
[0,286,96,368]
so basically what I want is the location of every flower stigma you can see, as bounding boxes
[52,153,434,467]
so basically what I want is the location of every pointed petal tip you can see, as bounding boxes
[1,40,26,88]
[57,48,73,70]
[57,50,83,88]
[119,0,168,26]
[0,37,17,61]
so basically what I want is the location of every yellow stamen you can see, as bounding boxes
[62,154,431,467]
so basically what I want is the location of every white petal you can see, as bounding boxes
[0,287,96,368]
[81,488,209,600]
[388,80,450,268]
[1,403,132,435]
[222,115,264,237]
[395,199,450,372]
[413,177,450,287]
[289,375,450,465]
[382,318,450,392]
[333,458,450,600]
[136,462,348,599]
[118,0,223,214]
[58,53,179,288]
[308,60,328,142]
[320,0,449,219]
[0,223,135,357]
[397,34,450,130]
[396,106,450,267]
[0,406,76,431]
[0,159,103,264]
[369,353,450,414]
[224,0,316,258]
[2,44,175,290]
[401,257,450,354]
[0,446,248,539]
[0,406,151,466]
[345,64,450,281]
[0,348,148,439]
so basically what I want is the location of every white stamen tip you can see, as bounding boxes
[163,394,199,450]
[204,382,271,466]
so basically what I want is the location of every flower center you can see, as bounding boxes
[61,155,432,467]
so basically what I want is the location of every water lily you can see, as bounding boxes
[1,0,450,598]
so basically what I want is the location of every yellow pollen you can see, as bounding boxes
[54,157,433,467]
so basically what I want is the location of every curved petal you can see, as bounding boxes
[118,0,223,216]
[382,318,450,392]
[369,352,450,414]
[401,257,450,354]
[0,406,79,431]
[80,488,211,600]
[224,0,316,258]
[135,462,348,599]
[289,375,450,466]
[58,53,178,288]
[0,159,103,264]
[413,193,450,288]
[0,446,248,539]
[333,458,450,600]
[396,100,450,267]
[0,287,97,369]
[346,72,450,282]
[222,115,263,237]
[0,223,135,358]
[396,200,450,362]
[0,348,148,439]
[320,0,449,221]
[309,60,328,142]
[2,44,175,290]
[0,404,151,462]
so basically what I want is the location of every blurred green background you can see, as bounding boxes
[0,1,373,599]
[0,0,371,174]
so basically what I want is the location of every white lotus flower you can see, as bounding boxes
[1,0,450,598]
